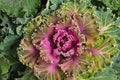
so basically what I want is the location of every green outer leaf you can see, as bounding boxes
[88,67,117,80]
[101,0,120,16]
[0,0,40,17]
[7,63,26,80]
[94,8,114,28]
[17,73,38,80]
[0,35,20,50]
[41,0,63,15]
[116,17,120,28]
[0,54,10,75]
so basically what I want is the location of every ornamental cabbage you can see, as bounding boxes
[18,2,118,80]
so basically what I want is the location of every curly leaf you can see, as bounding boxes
[112,53,120,79]
[89,67,117,80]
[94,8,114,33]
[0,56,10,74]
[101,0,120,16]
[0,0,40,17]
[41,0,63,15]
[0,55,10,80]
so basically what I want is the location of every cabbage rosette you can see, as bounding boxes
[18,2,118,80]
